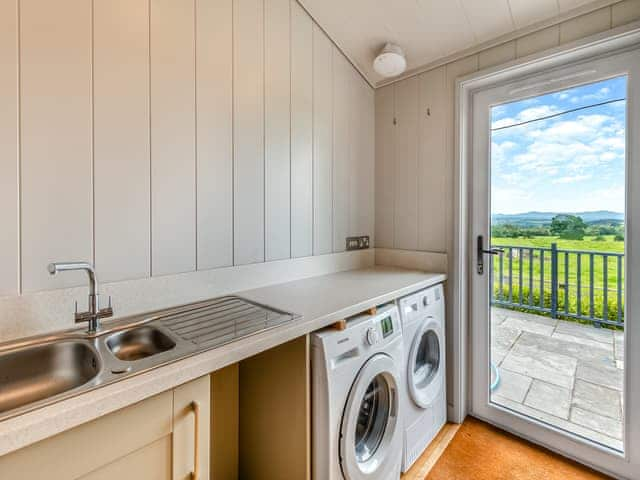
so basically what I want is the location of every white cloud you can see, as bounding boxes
[552,174,592,184]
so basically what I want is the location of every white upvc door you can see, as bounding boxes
[470,48,640,478]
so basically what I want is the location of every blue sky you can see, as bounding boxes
[491,76,627,215]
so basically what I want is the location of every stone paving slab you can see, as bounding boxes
[555,320,614,344]
[501,341,577,389]
[570,406,623,440]
[524,380,571,419]
[572,380,621,420]
[501,315,556,336]
[491,326,520,365]
[517,330,614,364]
[576,361,623,392]
[493,367,532,403]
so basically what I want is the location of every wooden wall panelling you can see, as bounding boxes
[150,0,196,276]
[350,73,375,242]
[393,77,419,250]
[290,1,314,259]
[196,0,233,270]
[332,50,351,253]
[233,0,265,265]
[312,25,333,255]
[374,85,395,248]
[93,0,150,283]
[20,0,92,292]
[0,0,19,295]
[417,66,447,253]
[265,0,291,261]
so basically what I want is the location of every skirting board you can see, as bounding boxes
[0,250,374,343]
[375,248,448,273]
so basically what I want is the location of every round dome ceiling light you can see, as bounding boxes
[373,43,407,78]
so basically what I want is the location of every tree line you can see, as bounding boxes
[492,214,624,241]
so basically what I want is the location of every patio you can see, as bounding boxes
[491,307,624,451]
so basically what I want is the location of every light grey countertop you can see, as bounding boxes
[0,266,446,456]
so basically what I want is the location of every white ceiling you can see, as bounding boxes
[298,0,620,86]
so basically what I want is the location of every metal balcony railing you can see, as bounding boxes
[490,243,624,328]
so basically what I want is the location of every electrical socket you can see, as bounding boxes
[346,236,370,251]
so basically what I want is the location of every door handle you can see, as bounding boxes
[190,401,200,480]
[477,236,504,275]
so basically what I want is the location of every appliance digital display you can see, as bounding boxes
[381,316,393,337]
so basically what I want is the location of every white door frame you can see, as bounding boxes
[454,21,640,478]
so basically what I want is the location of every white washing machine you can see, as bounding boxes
[312,304,404,480]
[398,284,446,472]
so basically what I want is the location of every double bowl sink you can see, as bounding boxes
[0,296,297,421]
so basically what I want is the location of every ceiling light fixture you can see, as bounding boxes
[373,43,407,78]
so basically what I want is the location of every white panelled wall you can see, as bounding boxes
[0,0,375,296]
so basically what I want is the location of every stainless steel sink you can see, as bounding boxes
[0,295,298,422]
[106,326,176,361]
[0,341,100,415]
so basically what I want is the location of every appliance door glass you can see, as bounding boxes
[340,353,400,480]
[409,320,443,408]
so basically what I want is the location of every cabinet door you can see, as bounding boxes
[80,437,172,480]
[173,375,211,480]
[0,391,173,479]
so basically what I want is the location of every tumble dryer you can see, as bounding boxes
[398,284,446,472]
[311,304,404,480]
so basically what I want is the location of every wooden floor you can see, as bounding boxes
[402,417,612,480]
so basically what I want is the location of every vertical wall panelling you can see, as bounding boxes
[20,0,92,292]
[93,0,150,283]
[0,0,18,295]
[350,73,374,242]
[196,0,233,270]
[417,67,447,253]
[150,0,196,276]
[361,82,375,243]
[265,0,291,261]
[393,77,419,250]
[332,50,351,252]
[374,85,395,248]
[290,1,313,258]
[233,0,265,265]
[312,25,333,255]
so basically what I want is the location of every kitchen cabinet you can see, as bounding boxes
[0,376,210,480]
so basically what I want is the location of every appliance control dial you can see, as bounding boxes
[366,327,379,346]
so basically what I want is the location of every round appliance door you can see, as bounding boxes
[408,317,444,409]
[340,353,401,480]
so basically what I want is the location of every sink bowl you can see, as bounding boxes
[0,341,100,415]
[106,326,176,361]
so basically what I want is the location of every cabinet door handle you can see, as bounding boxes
[190,401,200,480]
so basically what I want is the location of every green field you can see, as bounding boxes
[490,235,624,324]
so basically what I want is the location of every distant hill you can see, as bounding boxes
[492,211,624,226]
